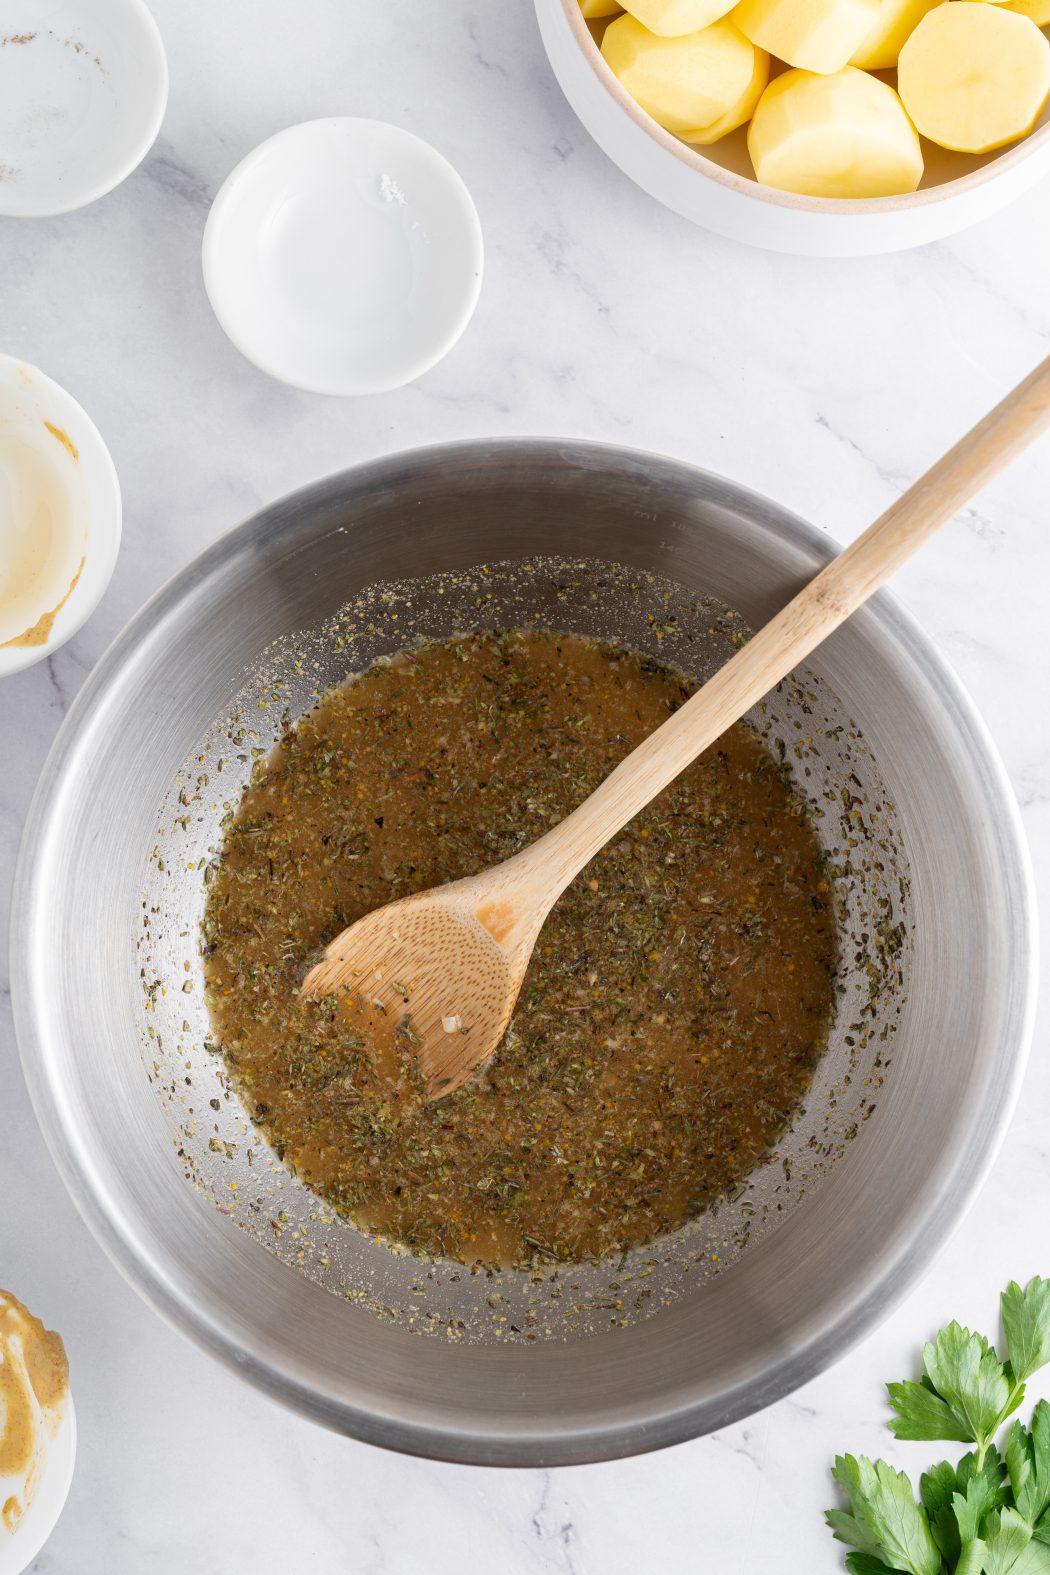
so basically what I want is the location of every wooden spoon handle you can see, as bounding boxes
[528,354,1050,898]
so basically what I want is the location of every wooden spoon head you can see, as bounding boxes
[300,884,527,1099]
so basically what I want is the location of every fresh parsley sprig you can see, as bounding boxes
[827,1278,1050,1575]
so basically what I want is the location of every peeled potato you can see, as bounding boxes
[849,0,940,69]
[730,0,880,74]
[580,0,625,17]
[601,14,761,135]
[984,0,1050,15]
[621,0,737,36]
[1002,0,1050,26]
[898,2,1050,153]
[683,46,770,140]
[748,67,924,197]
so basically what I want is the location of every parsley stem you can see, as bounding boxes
[975,1381,1026,1470]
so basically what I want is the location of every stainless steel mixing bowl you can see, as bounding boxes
[12,440,1036,1465]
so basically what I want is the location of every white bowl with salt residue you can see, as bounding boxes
[202,119,484,396]
[0,0,167,217]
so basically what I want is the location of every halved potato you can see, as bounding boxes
[849,0,941,70]
[601,14,761,135]
[897,2,1050,153]
[683,46,770,141]
[621,0,737,36]
[748,67,924,197]
[580,0,625,17]
[730,0,880,74]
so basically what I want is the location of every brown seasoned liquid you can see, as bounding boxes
[204,632,838,1267]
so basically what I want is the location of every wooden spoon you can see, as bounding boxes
[303,356,1050,1098]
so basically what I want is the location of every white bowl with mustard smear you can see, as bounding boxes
[0,355,121,678]
[534,0,1050,255]
[0,1289,76,1575]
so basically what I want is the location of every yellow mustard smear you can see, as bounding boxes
[0,416,85,650]
[0,1290,69,1535]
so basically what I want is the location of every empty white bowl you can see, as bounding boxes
[0,0,167,217]
[535,0,1050,256]
[0,354,122,678]
[202,118,485,396]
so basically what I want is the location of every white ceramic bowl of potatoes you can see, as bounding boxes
[535,0,1050,253]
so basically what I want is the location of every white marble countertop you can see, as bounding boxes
[2,2,1050,1569]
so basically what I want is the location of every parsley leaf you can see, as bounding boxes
[1009,1423,1032,1505]
[1003,1281,1050,1387]
[828,1455,887,1559]
[984,1506,1034,1575]
[920,1449,1006,1564]
[956,1542,988,1575]
[954,1469,1000,1543]
[923,1322,1019,1443]
[1009,1405,1050,1528]
[827,1509,886,1561]
[830,1455,941,1575]
[957,1444,1007,1504]
[922,1458,965,1563]
[1011,1542,1050,1574]
[890,1378,975,1443]
[829,1279,1050,1574]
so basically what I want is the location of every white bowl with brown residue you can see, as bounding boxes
[0,355,121,679]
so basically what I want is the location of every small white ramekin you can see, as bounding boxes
[202,119,484,396]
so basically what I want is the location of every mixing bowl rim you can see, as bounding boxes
[11,436,1038,1465]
